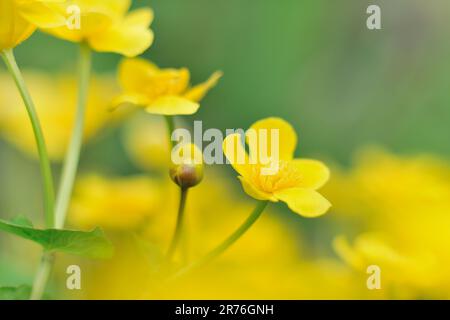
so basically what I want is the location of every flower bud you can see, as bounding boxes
[169,143,204,189]
[170,161,203,189]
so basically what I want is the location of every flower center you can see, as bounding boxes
[145,69,189,99]
[249,161,302,193]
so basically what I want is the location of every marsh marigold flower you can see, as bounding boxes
[0,72,120,160]
[69,175,161,230]
[70,172,358,299]
[0,0,65,50]
[115,58,222,115]
[333,234,437,291]
[122,115,171,171]
[41,0,154,57]
[223,117,331,217]
[326,149,450,297]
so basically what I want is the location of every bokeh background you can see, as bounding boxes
[1,0,450,299]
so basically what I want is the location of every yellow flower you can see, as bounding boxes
[333,234,437,292]
[41,0,154,57]
[223,117,331,217]
[122,114,171,171]
[0,0,65,50]
[326,149,450,297]
[69,174,161,230]
[0,71,121,160]
[115,58,222,115]
[62,171,360,299]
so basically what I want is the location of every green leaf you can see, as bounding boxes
[0,218,114,259]
[0,285,31,300]
[10,215,34,228]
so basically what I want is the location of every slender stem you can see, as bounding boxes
[30,252,54,300]
[166,188,189,261]
[164,115,175,151]
[170,201,268,280]
[28,43,91,300]
[54,43,91,229]
[1,49,55,228]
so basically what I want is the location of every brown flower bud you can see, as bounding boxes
[169,143,204,189]
[170,162,203,189]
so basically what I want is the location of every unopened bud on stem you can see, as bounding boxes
[170,161,203,189]
[169,143,204,189]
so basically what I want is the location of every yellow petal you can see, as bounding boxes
[332,236,366,270]
[0,0,35,49]
[291,158,330,190]
[238,176,276,201]
[222,133,250,178]
[155,68,191,97]
[248,117,297,161]
[145,96,199,115]
[17,1,66,29]
[122,7,154,27]
[118,58,159,93]
[75,0,131,18]
[184,71,223,102]
[274,187,331,217]
[88,16,154,57]
[112,93,151,110]
[43,11,112,42]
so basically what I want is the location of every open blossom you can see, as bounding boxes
[115,58,222,115]
[41,0,154,57]
[69,175,161,230]
[0,0,65,50]
[333,234,437,290]
[0,72,121,160]
[326,149,450,297]
[223,117,331,217]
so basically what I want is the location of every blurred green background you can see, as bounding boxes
[1,0,450,291]
[10,0,450,165]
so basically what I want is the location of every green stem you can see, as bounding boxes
[54,43,91,229]
[164,115,175,151]
[166,188,189,261]
[30,252,54,300]
[1,49,55,228]
[170,201,268,280]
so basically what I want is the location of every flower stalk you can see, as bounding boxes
[165,115,176,150]
[54,43,92,229]
[29,43,92,300]
[170,200,268,280]
[0,49,55,228]
[166,187,189,261]
[30,252,54,300]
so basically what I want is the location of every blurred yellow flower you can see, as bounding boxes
[115,58,222,115]
[69,174,161,230]
[223,117,331,217]
[0,0,65,50]
[41,0,154,57]
[122,114,171,171]
[63,170,360,299]
[0,72,120,161]
[334,234,437,292]
[326,148,450,298]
